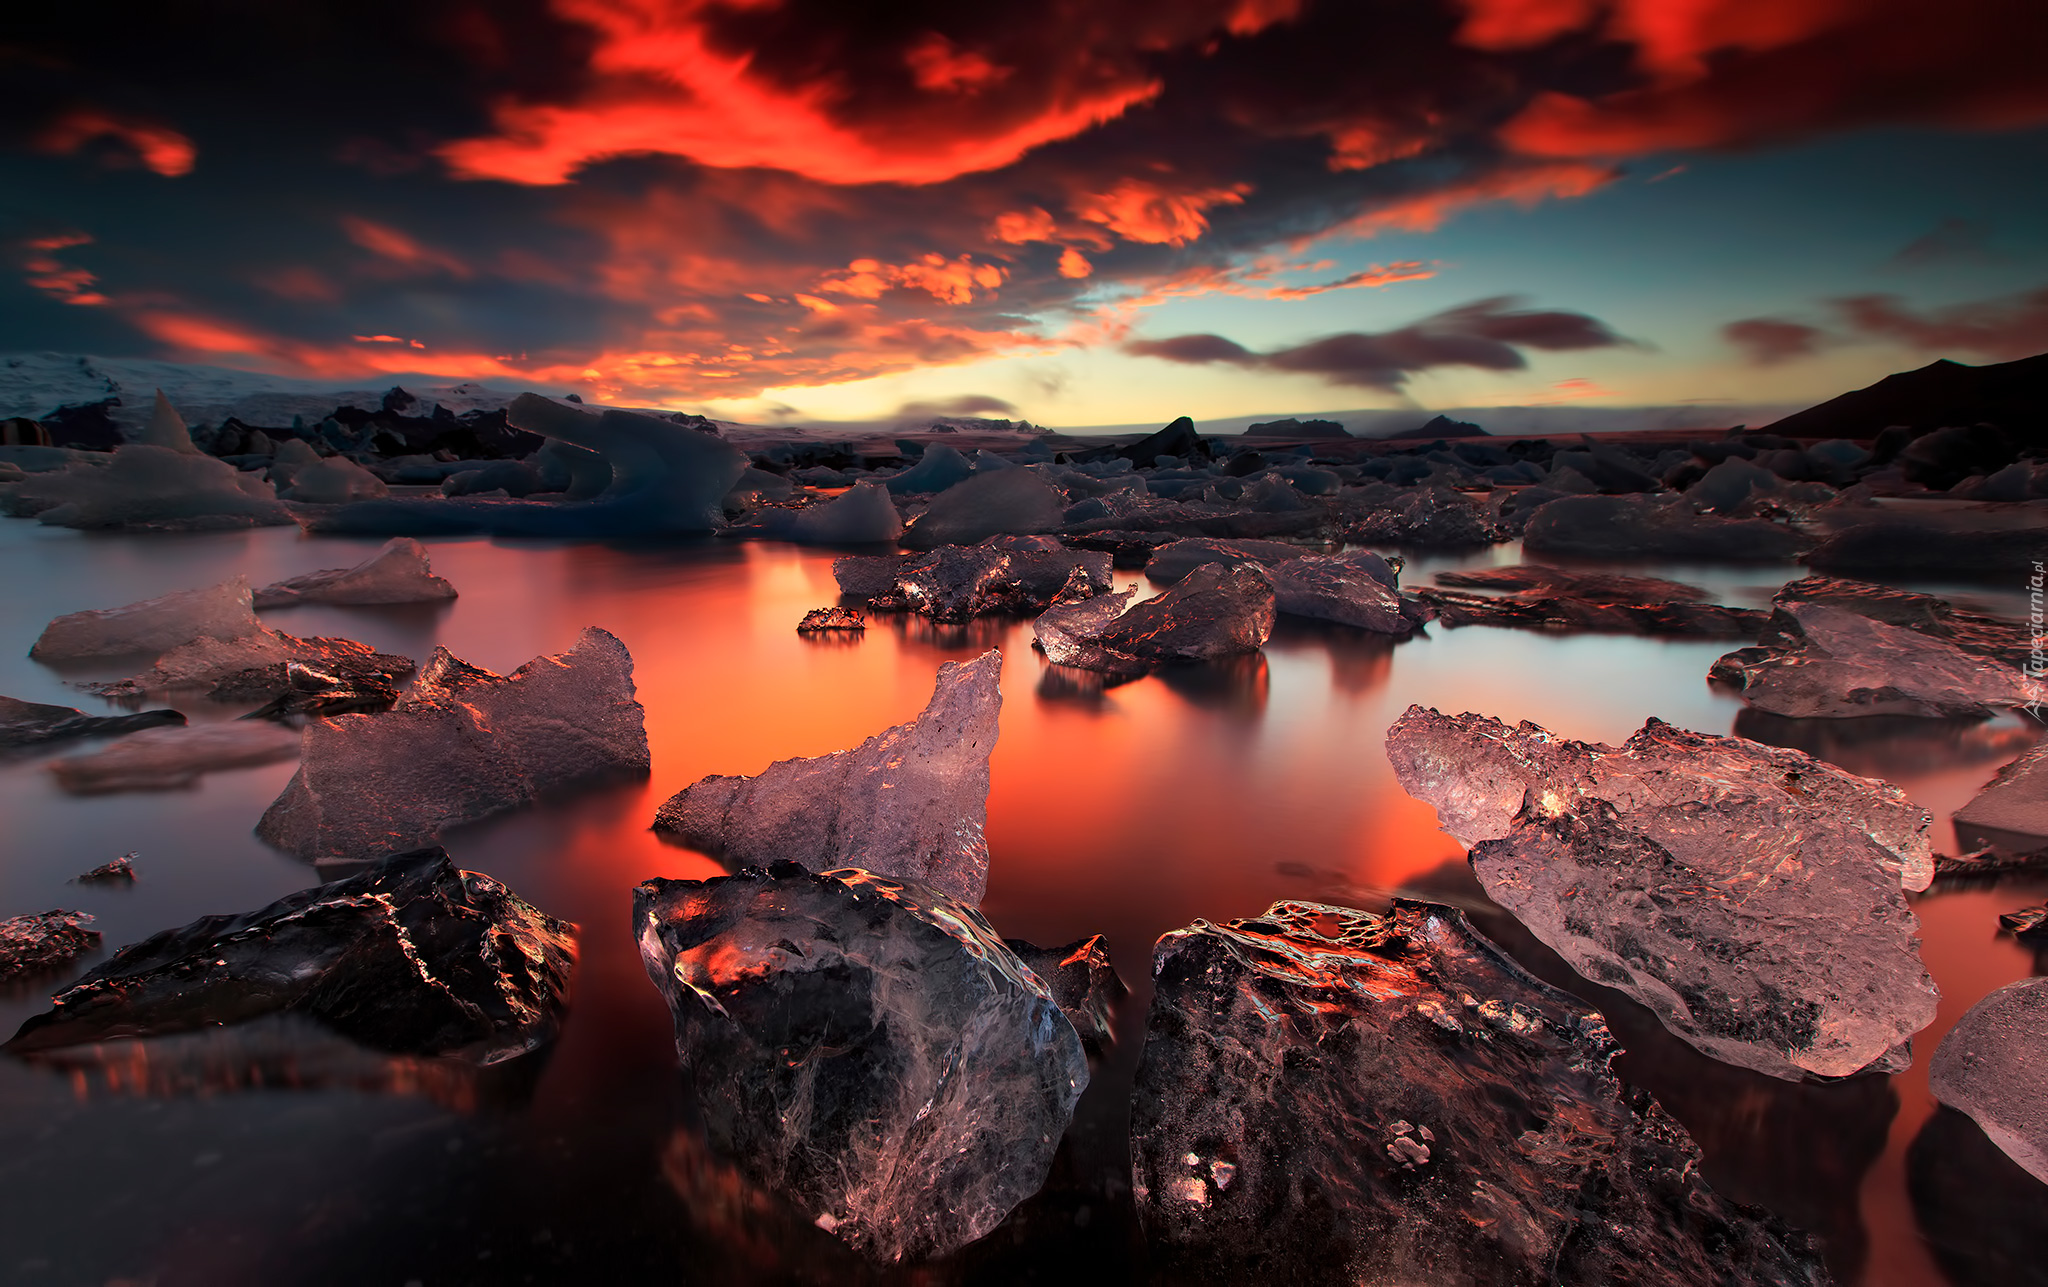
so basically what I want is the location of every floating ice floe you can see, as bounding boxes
[1955,741,2048,850]
[280,455,389,504]
[32,576,263,661]
[634,862,1086,1262]
[900,470,1065,550]
[1270,551,1428,634]
[1131,899,1827,1284]
[654,651,999,904]
[1929,978,2048,1184]
[0,911,99,981]
[4,444,292,530]
[1142,537,1307,585]
[0,695,183,748]
[47,721,302,793]
[1031,562,1275,676]
[1710,600,2045,719]
[253,538,457,608]
[1522,494,1811,561]
[1387,707,1939,1080]
[258,628,648,866]
[883,443,972,494]
[306,393,748,537]
[6,848,575,1063]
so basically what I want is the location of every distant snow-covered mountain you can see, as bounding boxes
[0,352,536,437]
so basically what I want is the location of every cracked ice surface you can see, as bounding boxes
[258,627,648,865]
[7,848,575,1063]
[1928,977,2048,1184]
[633,862,1087,1263]
[1028,562,1275,675]
[1387,708,1939,1080]
[253,538,457,608]
[1131,899,1828,1285]
[654,651,999,904]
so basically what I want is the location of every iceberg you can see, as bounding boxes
[1028,562,1275,674]
[634,862,1086,1262]
[279,456,389,504]
[32,576,263,661]
[0,911,99,981]
[9,444,292,530]
[7,848,575,1063]
[1143,537,1307,585]
[0,695,183,747]
[252,538,457,608]
[882,443,972,494]
[258,628,649,865]
[1270,551,1428,633]
[1387,708,1939,1080]
[308,394,749,537]
[1928,978,2048,1183]
[654,651,999,904]
[900,470,1065,550]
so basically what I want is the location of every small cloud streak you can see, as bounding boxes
[37,108,196,176]
[20,232,108,306]
[1124,295,1628,391]
[1835,285,2048,362]
[896,393,1019,418]
[1723,317,1826,366]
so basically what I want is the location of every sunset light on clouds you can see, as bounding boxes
[5,0,2047,424]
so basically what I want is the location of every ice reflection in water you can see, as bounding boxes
[0,519,2038,1284]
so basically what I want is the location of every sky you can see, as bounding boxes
[3,0,2047,427]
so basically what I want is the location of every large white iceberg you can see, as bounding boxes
[308,394,747,537]
[9,445,291,530]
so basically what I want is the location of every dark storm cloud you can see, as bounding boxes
[896,394,1018,417]
[1123,296,1628,391]
[2,0,2044,400]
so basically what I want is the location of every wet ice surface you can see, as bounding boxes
[0,518,2039,1285]
[634,863,1086,1263]
[1927,978,2048,1183]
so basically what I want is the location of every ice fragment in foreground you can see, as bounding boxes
[1387,708,1938,1080]
[1270,551,1426,633]
[1131,899,1829,1285]
[253,538,457,608]
[634,862,1086,1263]
[654,650,998,904]
[258,627,649,864]
[1030,562,1274,674]
[1955,740,2048,850]
[0,911,99,981]
[1928,978,2048,1184]
[7,848,575,1063]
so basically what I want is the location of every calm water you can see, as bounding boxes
[0,518,2038,1286]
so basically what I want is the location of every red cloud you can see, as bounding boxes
[21,232,108,306]
[1723,317,1825,366]
[437,0,1295,186]
[1484,0,2048,157]
[1328,161,1617,238]
[37,108,196,176]
[1070,179,1251,246]
[340,216,473,278]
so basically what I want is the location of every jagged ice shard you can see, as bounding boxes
[634,863,1087,1263]
[1928,977,2048,1184]
[1387,708,1939,1080]
[253,538,458,608]
[258,627,649,865]
[7,848,576,1064]
[1131,899,1829,1286]
[654,650,999,904]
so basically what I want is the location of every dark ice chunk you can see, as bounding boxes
[7,848,575,1063]
[0,911,99,981]
[1004,934,1126,1052]
[795,606,865,633]
[73,853,137,884]
[0,695,184,748]
[633,862,1087,1263]
[1522,495,1811,560]
[1131,898,1830,1286]
[1030,562,1275,674]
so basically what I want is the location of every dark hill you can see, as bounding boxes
[1761,353,2048,441]
[1384,414,1486,440]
